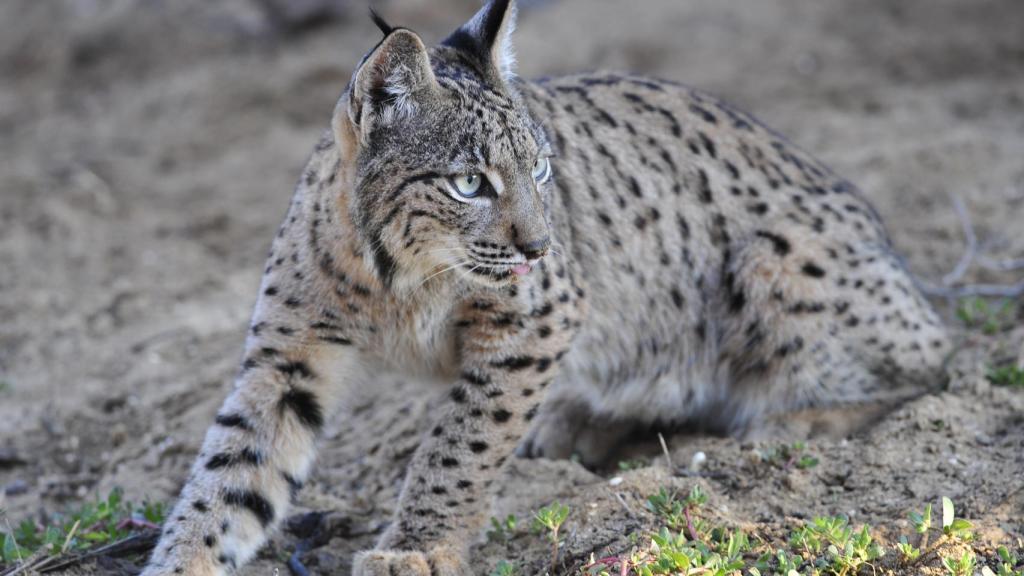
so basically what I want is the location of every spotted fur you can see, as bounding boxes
[142,1,949,574]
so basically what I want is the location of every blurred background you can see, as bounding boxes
[1,0,1023,574]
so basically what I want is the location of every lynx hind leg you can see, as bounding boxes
[741,401,896,443]
[716,227,949,432]
[518,394,635,467]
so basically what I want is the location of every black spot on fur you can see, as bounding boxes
[205,448,263,470]
[802,262,827,278]
[450,385,469,404]
[282,472,303,499]
[697,169,713,203]
[276,361,314,380]
[755,230,791,256]
[215,413,252,431]
[462,371,490,386]
[278,387,325,432]
[670,288,684,309]
[223,489,275,527]
[490,356,535,371]
[536,357,553,373]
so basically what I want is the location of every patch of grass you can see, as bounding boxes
[897,497,977,574]
[576,496,995,576]
[942,550,976,576]
[956,297,1017,334]
[617,458,649,471]
[488,514,518,543]
[489,559,519,576]
[0,488,164,567]
[760,441,819,470]
[0,380,10,394]
[789,515,883,576]
[983,546,1024,576]
[988,364,1024,388]
[645,486,708,540]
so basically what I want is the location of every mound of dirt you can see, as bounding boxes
[1,0,1023,574]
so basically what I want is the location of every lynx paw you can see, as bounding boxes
[139,560,220,576]
[353,546,469,576]
[518,401,633,467]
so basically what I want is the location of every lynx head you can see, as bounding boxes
[332,0,553,292]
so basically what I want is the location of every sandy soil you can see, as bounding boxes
[1,0,1023,574]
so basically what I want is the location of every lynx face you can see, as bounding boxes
[338,12,554,290]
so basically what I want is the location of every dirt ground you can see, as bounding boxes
[2,0,1024,574]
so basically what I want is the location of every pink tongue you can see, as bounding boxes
[512,263,532,276]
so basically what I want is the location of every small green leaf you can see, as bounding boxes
[997,546,1012,563]
[949,518,972,532]
[942,497,955,529]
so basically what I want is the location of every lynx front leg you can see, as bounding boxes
[355,284,581,575]
[142,330,357,576]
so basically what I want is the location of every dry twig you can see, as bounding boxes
[917,193,1024,300]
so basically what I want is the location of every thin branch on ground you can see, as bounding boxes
[613,491,637,519]
[658,433,674,471]
[977,255,1024,272]
[917,193,1024,299]
[918,278,1024,299]
[940,194,977,287]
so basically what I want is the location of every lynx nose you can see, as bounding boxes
[515,237,550,260]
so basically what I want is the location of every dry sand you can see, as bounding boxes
[1,0,1023,574]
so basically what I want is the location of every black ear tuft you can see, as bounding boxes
[369,7,394,36]
[478,0,513,48]
[441,0,518,82]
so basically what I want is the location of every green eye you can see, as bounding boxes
[452,173,483,197]
[532,157,551,182]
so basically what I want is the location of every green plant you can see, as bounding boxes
[900,498,975,570]
[533,502,570,575]
[895,535,921,563]
[685,485,708,508]
[488,514,518,543]
[988,364,1024,388]
[940,497,973,540]
[489,559,519,576]
[760,441,819,470]
[617,458,648,471]
[941,549,976,576]
[956,297,1016,334]
[646,488,686,532]
[910,502,933,538]
[789,516,882,576]
[983,546,1024,576]
[0,489,165,566]
[749,545,802,573]
[627,526,746,576]
[0,381,10,394]
[645,486,707,541]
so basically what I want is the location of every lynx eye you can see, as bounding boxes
[452,173,484,198]
[532,157,551,183]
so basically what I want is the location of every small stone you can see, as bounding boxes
[0,448,25,468]
[689,451,707,472]
[4,479,29,496]
[608,476,623,486]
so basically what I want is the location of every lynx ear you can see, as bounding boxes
[442,0,518,84]
[334,23,438,147]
